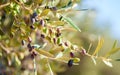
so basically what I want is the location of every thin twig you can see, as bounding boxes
[87,43,92,53]
[47,59,54,75]
[33,58,37,75]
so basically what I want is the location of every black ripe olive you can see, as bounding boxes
[45,6,50,9]
[30,25,35,29]
[27,43,32,49]
[56,33,61,37]
[41,34,45,38]
[68,59,73,67]
[32,12,37,18]
[59,16,63,21]
[21,40,25,46]
[30,53,34,59]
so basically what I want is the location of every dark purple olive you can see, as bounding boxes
[45,6,50,9]
[27,43,32,49]
[81,49,86,55]
[41,34,45,38]
[39,19,45,26]
[56,33,61,37]
[32,51,37,56]
[68,59,73,67]
[64,42,68,46]
[70,52,74,58]
[30,53,34,59]
[21,40,25,46]
[56,28,60,33]
[53,38,56,44]
[30,25,35,29]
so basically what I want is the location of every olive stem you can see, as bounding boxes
[33,58,37,75]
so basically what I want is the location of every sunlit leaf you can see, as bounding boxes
[15,55,21,66]
[40,9,51,16]
[62,16,81,32]
[102,59,112,67]
[55,52,63,58]
[92,37,104,56]
[36,49,54,58]
[51,21,65,26]
[91,56,96,65]
[34,44,41,48]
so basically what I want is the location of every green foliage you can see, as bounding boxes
[0,0,120,75]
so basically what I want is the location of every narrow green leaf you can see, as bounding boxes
[62,16,81,32]
[92,37,104,56]
[112,40,117,49]
[115,59,120,61]
[36,49,54,58]
[40,9,50,16]
[15,55,21,66]
[105,48,120,58]
[105,40,120,57]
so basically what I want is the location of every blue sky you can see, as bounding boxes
[81,0,120,39]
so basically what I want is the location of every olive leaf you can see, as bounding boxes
[36,49,54,58]
[15,55,21,66]
[51,21,65,26]
[40,9,51,16]
[62,16,81,32]
[105,40,120,58]
[102,59,112,67]
[55,52,63,58]
[112,40,117,49]
[72,57,80,63]
[92,37,104,56]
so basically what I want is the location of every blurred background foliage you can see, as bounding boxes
[0,0,120,75]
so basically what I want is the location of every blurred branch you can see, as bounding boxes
[0,2,10,9]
